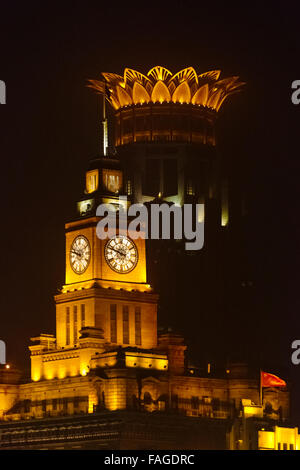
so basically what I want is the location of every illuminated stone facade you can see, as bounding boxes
[0,66,295,450]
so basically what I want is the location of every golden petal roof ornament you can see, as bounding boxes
[86,79,106,94]
[116,85,132,107]
[207,88,224,109]
[132,81,150,104]
[151,80,171,103]
[102,73,123,85]
[110,95,121,110]
[198,70,221,81]
[191,84,209,106]
[88,66,244,111]
[170,67,198,86]
[124,68,152,88]
[172,81,191,104]
[147,66,173,82]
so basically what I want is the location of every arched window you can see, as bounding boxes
[143,392,152,405]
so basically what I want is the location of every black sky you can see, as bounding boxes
[0,1,300,420]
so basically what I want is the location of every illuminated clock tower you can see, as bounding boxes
[30,65,245,383]
[30,156,158,382]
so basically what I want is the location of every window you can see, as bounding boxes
[123,306,130,342]
[62,397,68,412]
[186,178,195,196]
[135,306,141,345]
[283,443,288,450]
[86,170,99,193]
[24,400,31,413]
[135,115,151,132]
[123,306,129,344]
[90,174,97,191]
[126,179,133,196]
[171,394,178,409]
[191,396,199,410]
[73,306,78,343]
[163,159,178,196]
[144,392,152,405]
[212,398,220,410]
[203,396,212,404]
[277,443,281,450]
[290,444,294,450]
[122,118,132,135]
[110,304,117,343]
[66,307,70,345]
[81,304,85,329]
[52,399,57,411]
[144,158,160,196]
[102,169,123,193]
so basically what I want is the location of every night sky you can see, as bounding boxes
[0,2,300,420]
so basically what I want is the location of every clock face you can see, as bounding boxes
[70,235,91,274]
[105,236,138,273]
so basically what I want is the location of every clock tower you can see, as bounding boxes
[30,156,158,382]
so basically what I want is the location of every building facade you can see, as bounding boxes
[0,66,294,450]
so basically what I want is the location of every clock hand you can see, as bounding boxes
[71,249,81,257]
[109,246,126,257]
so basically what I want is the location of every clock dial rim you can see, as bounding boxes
[70,235,91,274]
[104,235,138,274]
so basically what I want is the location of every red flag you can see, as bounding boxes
[261,371,286,388]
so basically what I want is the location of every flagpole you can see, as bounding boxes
[259,369,263,407]
[102,81,108,157]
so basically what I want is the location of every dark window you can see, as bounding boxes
[171,394,178,409]
[62,397,68,411]
[152,114,170,131]
[191,117,204,133]
[123,306,129,344]
[53,399,57,411]
[110,304,117,343]
[81,304,85,328]
[290,444,294,450]
[191,396,199,409]
[283,443,288,450]
[135,306,141,345]
[144,158,160,196]
[123,118,132,135]
[136,135,150,142]
[135,115,151,132]
[73,306,78,343]
[212,398,220,410]
[66,307,70,345]
[172,115,188,131]
[153,134,170,142]
[24,400,31,413]
[144,392,152,405]
[163,159,178,196]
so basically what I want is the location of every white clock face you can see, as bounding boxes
[70,235,91,274]
[105,236,138,273]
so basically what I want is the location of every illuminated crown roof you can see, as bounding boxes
[88,66,245,112]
